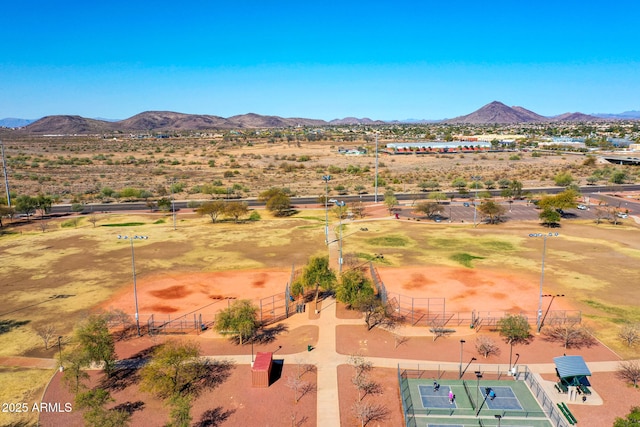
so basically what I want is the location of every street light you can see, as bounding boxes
[475,371,482,412]
[117,234,149,336]
[528,232,559,333]
[335,201,345,274]
[459,339,466,379]
[58,336,63,371]
[512,353,520,376]
[322,175,331,244]
[495,414,502,426]
[374,133,379,203]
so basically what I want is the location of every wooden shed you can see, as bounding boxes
[251,352,273,388]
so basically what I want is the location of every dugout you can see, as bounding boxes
[252,352,273,388]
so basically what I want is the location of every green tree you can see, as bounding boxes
[383,190,397,214]
[214,300,258,345]
[611,170,628,184]
[224,201,249,223]
[553,172,574,187]
[539,208,561,227]
[496,314,531,345]
[613,406,640,426]
[477,201,506,224]
[167,394,192,427]
[297,255,337,295]
[427,191,447,203]
[509,180,524,199]
[140,340,207,399]
[14,194,36,218]
[75,388,131,427]
[157,197,172,211]
[61,349,91,394]
[75,314,117,377]
[261,188,292,216]
[413,201,444,219]
[336,269,374,307]
[0,205,15,227]
[451,178,467,191]
[197,200,227,223]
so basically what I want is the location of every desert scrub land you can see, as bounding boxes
[1,134,638,205]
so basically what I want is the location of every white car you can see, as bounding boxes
[577,204,587,210]
[617,212,628,219]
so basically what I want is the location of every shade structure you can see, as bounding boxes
[554,355,591,387]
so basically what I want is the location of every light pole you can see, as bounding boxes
[374,133,379,203]
[475,371,482,412]
[529,232,559,333]
[512,353,520,376]
[322,175,331,245]
[459,339,466,379]
[117,234,149,336]
[495,414,502,426]
[57,336,63,371]
[335,200,345,274]
[169,178,176,230]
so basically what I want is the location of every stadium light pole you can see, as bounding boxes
[459,339,466,379]
[117,234,149,336]
[322,175,331,244]
[335,200,345,274]
[529,232,559,333]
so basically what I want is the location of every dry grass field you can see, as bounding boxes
[1,206,640,426]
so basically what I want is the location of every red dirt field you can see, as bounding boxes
[100,269,291,317]
[378,266,575,315]
[40,361,317,427]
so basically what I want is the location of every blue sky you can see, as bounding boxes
[2,1,639,121]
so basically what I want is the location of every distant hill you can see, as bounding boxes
[445,101,607,124]
[329,117,386,125]
[10,103,638,134]
[551,112,603,122]
[19,111,382,134]
[593,110,640,119]
[0,118,36,128]
[444,101,546,124]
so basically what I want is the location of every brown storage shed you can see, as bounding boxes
[251,352,273,388]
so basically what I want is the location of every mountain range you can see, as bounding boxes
[1,101,638,134]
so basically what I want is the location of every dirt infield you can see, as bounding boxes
[378,265,575,314]
[100,269,291,318]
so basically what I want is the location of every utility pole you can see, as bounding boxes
[1,140,11,207]
[374,133,379,203]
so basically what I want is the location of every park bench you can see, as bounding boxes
[555,382,568,393]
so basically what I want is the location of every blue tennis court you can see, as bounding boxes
[418,385,458,408]
[480,386,523,410]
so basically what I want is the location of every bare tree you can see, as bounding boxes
[542,324,596,349]
[38,219,49,233]
[475,335,500,358]
[34,324,57,350]
[352,400,390,427]
[617,360,640,388]
[619,323,640,347]
[104,308,134,340]
[349,354,376,401]
[286,375,308,403]
[428,319,455,341]
[87,213,101,228]
[394,333,410,349]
